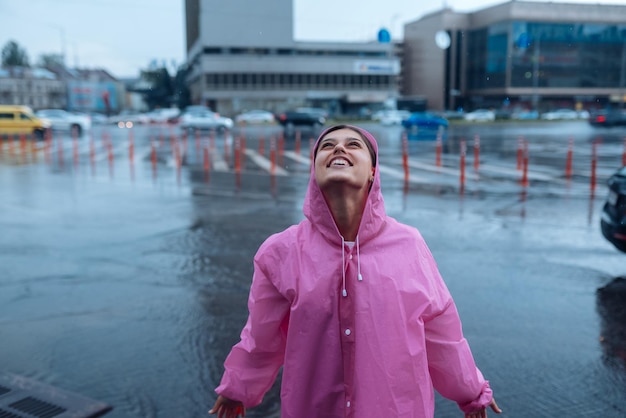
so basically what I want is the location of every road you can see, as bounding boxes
[1,120,625,417]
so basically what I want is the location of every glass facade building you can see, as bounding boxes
[403,1,626,112]
[467,21,626,90]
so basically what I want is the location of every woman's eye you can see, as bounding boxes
[321,143,333,148]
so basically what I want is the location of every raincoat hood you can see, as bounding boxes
[303,125,386,245]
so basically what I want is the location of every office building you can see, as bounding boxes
[403,1,626,112]
[184,0,400,116]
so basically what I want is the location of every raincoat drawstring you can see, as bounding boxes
[341,236,347,297]
[341,235,363,298]
[357,235,363,281]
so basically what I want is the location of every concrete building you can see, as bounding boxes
[403,1,626,113]
[184,0,400,116]
[0,67,66,110]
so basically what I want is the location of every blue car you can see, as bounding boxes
[401,112,449,139]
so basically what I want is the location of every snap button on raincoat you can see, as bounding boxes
[216,126,493,417]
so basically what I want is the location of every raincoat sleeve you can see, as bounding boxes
[423,299,493,413]
[215,252,291,408]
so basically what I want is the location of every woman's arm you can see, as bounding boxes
[215,258,291,408]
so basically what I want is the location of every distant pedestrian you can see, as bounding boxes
[209,125,502,418]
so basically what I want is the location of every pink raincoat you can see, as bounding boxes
[216,126,493,417]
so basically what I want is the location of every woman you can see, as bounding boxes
[209,125,501,418]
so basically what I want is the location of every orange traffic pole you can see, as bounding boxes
[44,130,52,163]
[590,139,598,194]
[270,136,276,176]
[517,136,524,170]
[195,128,201,162]
[258,135,265,156]
[459,139,466,195]
[174,139,181,184]
[234,136,241,174]
[521,140,529,188]
[295,130,301,155]
[30,135,37,162]
[129,129,135,161]
[435,132,442,168]
[309,137,314,163]
[107,138,114,178]
[402,131,409,183]
[241,136,246,170]
[224,135,230,166]
[278,131,285,165]
[72,136,79,167]
[473,134,480,174]
[20,134,27,164]
[57,134,64,168]
[203,145,210,183]
[89,136,96,176]
[565,137,573,179]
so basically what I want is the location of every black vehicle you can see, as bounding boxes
[600,166,626,253]
[276,110,326,131]
[589,109,626,127]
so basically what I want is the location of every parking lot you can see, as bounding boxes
[1,120,625,417]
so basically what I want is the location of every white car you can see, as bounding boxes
[35,109,92,136]
[378,110,411,126]
[180,110,234,132]
[540,109,580,120]
[464,109,496,122]
[235,110,275,125]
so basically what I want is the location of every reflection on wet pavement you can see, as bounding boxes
[1,122,625,417]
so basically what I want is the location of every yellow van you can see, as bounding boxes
[0,105,51,140]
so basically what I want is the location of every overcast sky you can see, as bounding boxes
[1,0,624,78]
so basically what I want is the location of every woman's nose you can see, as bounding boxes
[333,142,346,153]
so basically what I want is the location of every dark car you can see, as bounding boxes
[600,166,626,253]
[276,110,326,130]
[401,112,449,139]
[589,109,626,127]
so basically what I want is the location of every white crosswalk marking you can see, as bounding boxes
[210,148,229,171]
[283,150,311,165]
[243,149,288,175]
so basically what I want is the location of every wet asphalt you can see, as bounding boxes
[0,121,625,417]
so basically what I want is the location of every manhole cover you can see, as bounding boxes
[0,373,111,418]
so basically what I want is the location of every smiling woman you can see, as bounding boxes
[210,124,501,418]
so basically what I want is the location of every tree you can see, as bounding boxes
[137,67,174,109]
[1,40,30,67]
[173,65,191,110]
[37,53,64,68]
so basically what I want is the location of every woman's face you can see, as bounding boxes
[314,128,374,192]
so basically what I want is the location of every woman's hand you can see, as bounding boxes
[464,398,502,418]
[208,395,246,418]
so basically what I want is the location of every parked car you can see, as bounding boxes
[295,107,329,119]
[511,110,539,120]
[401,112,449,132]
[276,110,326,130]
[146,108,181,124]
[600,166,626,253]
[589,109,626,127]
[373,110,411,126]
[540,108,580,120]
[109,111,150,128]
[235,110,275,125]
[179,110,233,132]
[35,109,91,136]
[0,105,50,140]
[464,109,496,122]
